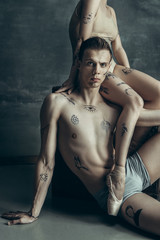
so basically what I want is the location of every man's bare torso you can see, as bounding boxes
[56,92,120,194]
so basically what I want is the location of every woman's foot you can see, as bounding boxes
[106,165,125,216]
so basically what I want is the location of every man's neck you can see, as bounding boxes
[76,86,102,106]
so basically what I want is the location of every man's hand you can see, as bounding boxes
[1,211,38,225]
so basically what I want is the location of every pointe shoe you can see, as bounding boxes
[106,166,125,216]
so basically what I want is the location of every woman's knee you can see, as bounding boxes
[134,94,144,108]
[151,82,160,108]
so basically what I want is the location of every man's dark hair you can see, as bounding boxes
[78,37,112,61]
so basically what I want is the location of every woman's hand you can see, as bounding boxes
[55,78,74,94]
[55,57,79,94]
[1,211,38,225]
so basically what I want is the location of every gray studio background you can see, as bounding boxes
[0,0,160,157]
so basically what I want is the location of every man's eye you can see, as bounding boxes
[87,62,94,66]
[101,63,107,68]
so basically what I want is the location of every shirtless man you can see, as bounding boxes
[57,0,160,216]
[2,37,160,236]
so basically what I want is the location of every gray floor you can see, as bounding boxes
[0,165,159,240]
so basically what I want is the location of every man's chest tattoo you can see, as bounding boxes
[60,93,75,105]
[74,156,89,171]
[71,115,79,125]
[101,120,111,133]
[83,105,97,112]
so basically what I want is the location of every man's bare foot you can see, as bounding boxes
[106,165,125,216]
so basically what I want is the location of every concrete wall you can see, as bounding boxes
[0,0,160,157]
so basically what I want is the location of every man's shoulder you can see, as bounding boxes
[43,93,67,108]
[41,93,67,120]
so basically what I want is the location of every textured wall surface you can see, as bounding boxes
[0,0,160,156]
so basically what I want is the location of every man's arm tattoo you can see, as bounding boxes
[121,123,128,136]
[82,12,93,24]
[83,105,97,112]
[125,205,142,227]
[60,93,75,105]
[74,156,89,171]
[101,120,111,133]
[40,173,48,182]
[100,86,109,95]
[122,67,133,75]
[71,115,79,125]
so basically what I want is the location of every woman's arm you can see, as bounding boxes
[72,0,101,79]
[74,0,101,56]
[56,0,101,92]
[110,7,130,68]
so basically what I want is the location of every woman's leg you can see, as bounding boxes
[113,65,160,109]
[121,132,160,236]
[121,193,160,236]
[137,132,160,183]
[114,65,160,154]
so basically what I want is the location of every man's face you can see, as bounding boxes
[78,48,111,89]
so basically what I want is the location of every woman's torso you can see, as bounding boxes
[69,1,118,72]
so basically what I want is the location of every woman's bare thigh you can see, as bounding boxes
[113,65,160,108]
[137,132,160,183]
[121,133,160,236]
[121,192,160,236]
